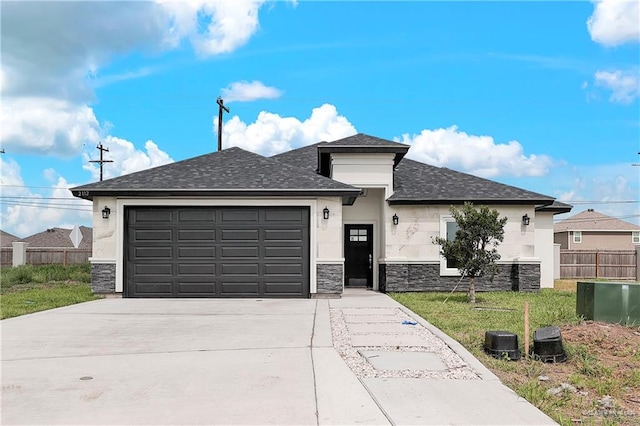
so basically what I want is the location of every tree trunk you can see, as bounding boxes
[468,277,476,303]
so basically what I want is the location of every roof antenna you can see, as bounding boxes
[217,97,230,152]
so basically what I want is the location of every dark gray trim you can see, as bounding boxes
[72,189,361,202]
[388,198,554,206]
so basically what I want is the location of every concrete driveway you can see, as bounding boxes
[1,292,556,425]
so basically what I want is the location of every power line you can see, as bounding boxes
[0,200,92,212]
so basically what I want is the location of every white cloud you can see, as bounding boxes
[160,0,265,56]
[218,103,357,156]
[594,70,640,104]
[221,80,283,102]
[552,163,640,225]
[587,0,640,46]
[82,136,174,181]
[0,159,92,238]
[0,1,266,155]
[399,126,555,178]
[1,97,100,156]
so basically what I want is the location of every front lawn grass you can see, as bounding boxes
[390,286,640,426]
[1,263,100,319]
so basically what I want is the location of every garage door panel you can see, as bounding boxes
[265,209,304,222]
[264,246,303,259]
[126,206,309,298]
[134,247,172,259]
[178,246,215,259]
[133,210,172,223]
[178,229,215,241]
[221,209,259,222]
[264,229,303,241]
[264,263,303,276]
[135,264,173,275]
[135,283,173,294]
[178,282,216,294]
[221,246,259,259]
[134,229,172,241]
[221,263,259,276]
[221,229,259,241]
[177,264,215,275]
[221,282,259,295]
[178,209,216,222]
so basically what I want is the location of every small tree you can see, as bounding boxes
[433,202,508,303]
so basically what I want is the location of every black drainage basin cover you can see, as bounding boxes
[484,330,521,361]
[532,326,567,363]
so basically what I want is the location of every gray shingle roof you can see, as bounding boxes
[271,142,321,172]
[1,230,20,247]
[71,147,360,200]
[554,209,640,232]
[21,226,93,249]
[320,133,409,148]
[387,159,554,205]
[536,200,573,214]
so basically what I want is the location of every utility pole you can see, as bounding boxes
[89,143,113,181]
[217,97,229,152]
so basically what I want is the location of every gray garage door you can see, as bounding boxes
[125,206,310,298]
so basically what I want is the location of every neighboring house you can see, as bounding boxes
[554,209,640,251]
[71,133,571,298]
[1,230,20,247]
[21,227,93,250]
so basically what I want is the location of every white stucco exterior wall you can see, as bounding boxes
[384,204,539,264]
[535,211,555,288]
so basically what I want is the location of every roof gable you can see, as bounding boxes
[72,147,360,201]
[554,209,640,232]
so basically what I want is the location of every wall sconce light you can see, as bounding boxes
[323,207,330,220]
[522,214,530,226]
[392,213,399,225]
[102,206,111,219]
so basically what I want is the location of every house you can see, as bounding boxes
[20,227,93,250]
[1,230,20,247]
[554,209,640,250]
[71,133,571,298]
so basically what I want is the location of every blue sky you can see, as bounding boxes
[1,0,639,237]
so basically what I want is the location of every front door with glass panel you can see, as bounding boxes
[344,224,373,287]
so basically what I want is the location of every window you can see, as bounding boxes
[439,216,461,275]
[349,228,368,242]
[633,231,640,244]
[573,231,582,244]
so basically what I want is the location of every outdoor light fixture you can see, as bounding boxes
[392,213,399,225]
[323,207,330,220]
[102,206,111,219]
[522,214,530,226]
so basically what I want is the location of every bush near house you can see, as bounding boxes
[0,263,100,319]
[391,285,640,426]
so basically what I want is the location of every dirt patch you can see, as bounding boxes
[490,321,640,425]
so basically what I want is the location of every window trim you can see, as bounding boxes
[439,215,461,276]
[633,231,640,244]
[573,231,582,244]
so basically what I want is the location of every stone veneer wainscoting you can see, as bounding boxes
[91,263,116,294]
[316,263,343,294]
[379,263,540,293]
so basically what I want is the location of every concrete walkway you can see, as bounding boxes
[1,290,556,425]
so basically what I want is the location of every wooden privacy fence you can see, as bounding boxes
[0,248,91,266]
[560,250,637,280]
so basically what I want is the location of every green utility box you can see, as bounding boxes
[576,281,640,326]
